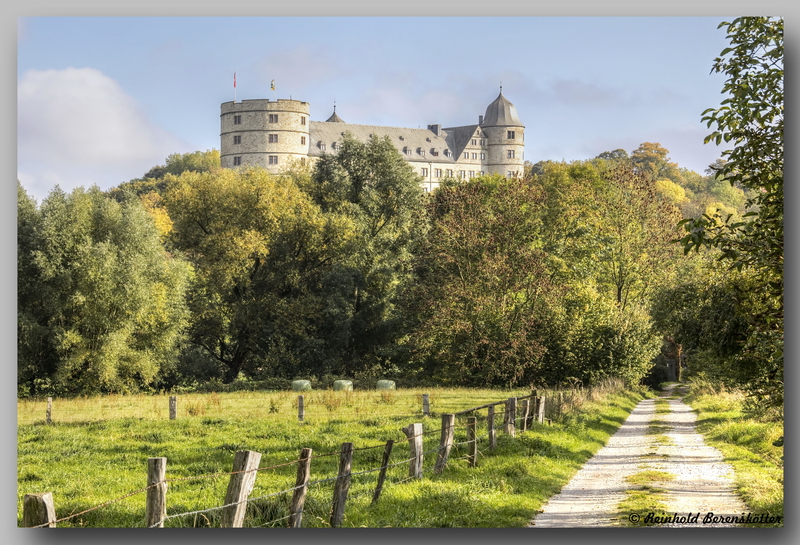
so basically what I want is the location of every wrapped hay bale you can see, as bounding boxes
[376,380,396,390]
[333,380,353,391]
[291,380,312,392]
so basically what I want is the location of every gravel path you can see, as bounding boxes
[529,385,747,527]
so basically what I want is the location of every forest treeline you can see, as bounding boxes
[18,18,782,414]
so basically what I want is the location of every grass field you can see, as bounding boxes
[18,383,649,527]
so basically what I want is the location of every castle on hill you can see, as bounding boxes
[220,90,525,192]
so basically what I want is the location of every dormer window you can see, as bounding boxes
[318,141,326,151]
[417,147,425,157]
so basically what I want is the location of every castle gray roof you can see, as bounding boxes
[482,92,523,127]
[325,110,345,123]
[308,121,456,164]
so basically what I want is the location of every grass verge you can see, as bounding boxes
[682,383,783,526]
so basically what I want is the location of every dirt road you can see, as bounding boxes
[529,384,748,527]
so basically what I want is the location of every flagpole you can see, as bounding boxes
[234,72,237,102]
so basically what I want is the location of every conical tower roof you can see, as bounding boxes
[325,106,345,123]
[482,91,522,127]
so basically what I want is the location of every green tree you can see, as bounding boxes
[679,17,783,408]
[300,134,428,375]
[18,186,192,396]
[164,167,353,382]
[534,162,683,309]
[406,176,555,386]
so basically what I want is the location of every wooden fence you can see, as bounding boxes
[22,392,549,528]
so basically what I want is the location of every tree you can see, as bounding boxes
[679,17,783,408]
[299,134,428,375]
[406,176,555,386]
[164,167,353,381]
[18,186,192,396]
[630,142,682,182]
[595,149,630,163]
[534,162,683,309]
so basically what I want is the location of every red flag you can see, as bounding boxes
[234,72,237,88]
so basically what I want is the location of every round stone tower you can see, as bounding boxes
[481,91,525,177]
[220,99,311,171]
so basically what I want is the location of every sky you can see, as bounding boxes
[16,16,740,203]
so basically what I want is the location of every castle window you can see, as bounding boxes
[481,153,486,160]
[507,130,515,139]
[233,156,242,166]
[469,171,475,178]
[233,135,241,144]
[269,156,279,165]
[417,147,425,157]
[444,149,451,157]
[421,168,429,177]
[471,139,477,145]
[459,170,466,178]
[507,150,515,159]
[463,152,469,159]
[301,136,306,145]
[269,114,279,123]
[403,146,411,155]
[234,115,241,125]
[480,139,486,146]
[318,141,326,151]
[434,168,442,178]
[269,134,279,143]
[301,116,306,126]
[431,148,438,156]
[446,169,453,177]
[472,153,477,160]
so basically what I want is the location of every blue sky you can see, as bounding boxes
[18,16,735,202]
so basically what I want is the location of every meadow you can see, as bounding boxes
[18,382,649,527]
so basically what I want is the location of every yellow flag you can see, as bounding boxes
[270,79,275,91]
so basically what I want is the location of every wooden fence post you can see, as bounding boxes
[402,423,424,478]
[145,457,167,528]
[434,414,455,474]
[422,394,430,417]
[372,440,394,505]
[289,448,312,528]
[527,391,537,428]
[46,397,52,424]
[487,405,497,450]
[520,398,530,433]
[330,442,353,528]
[169,396,177,420]
[467,417,478,467]
[504,397,516,437]
[536,395,546,424]
[297,395,304,422]
[221,450,262,528]
[23,492,56,528]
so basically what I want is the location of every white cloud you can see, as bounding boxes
[18,67,188,202]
